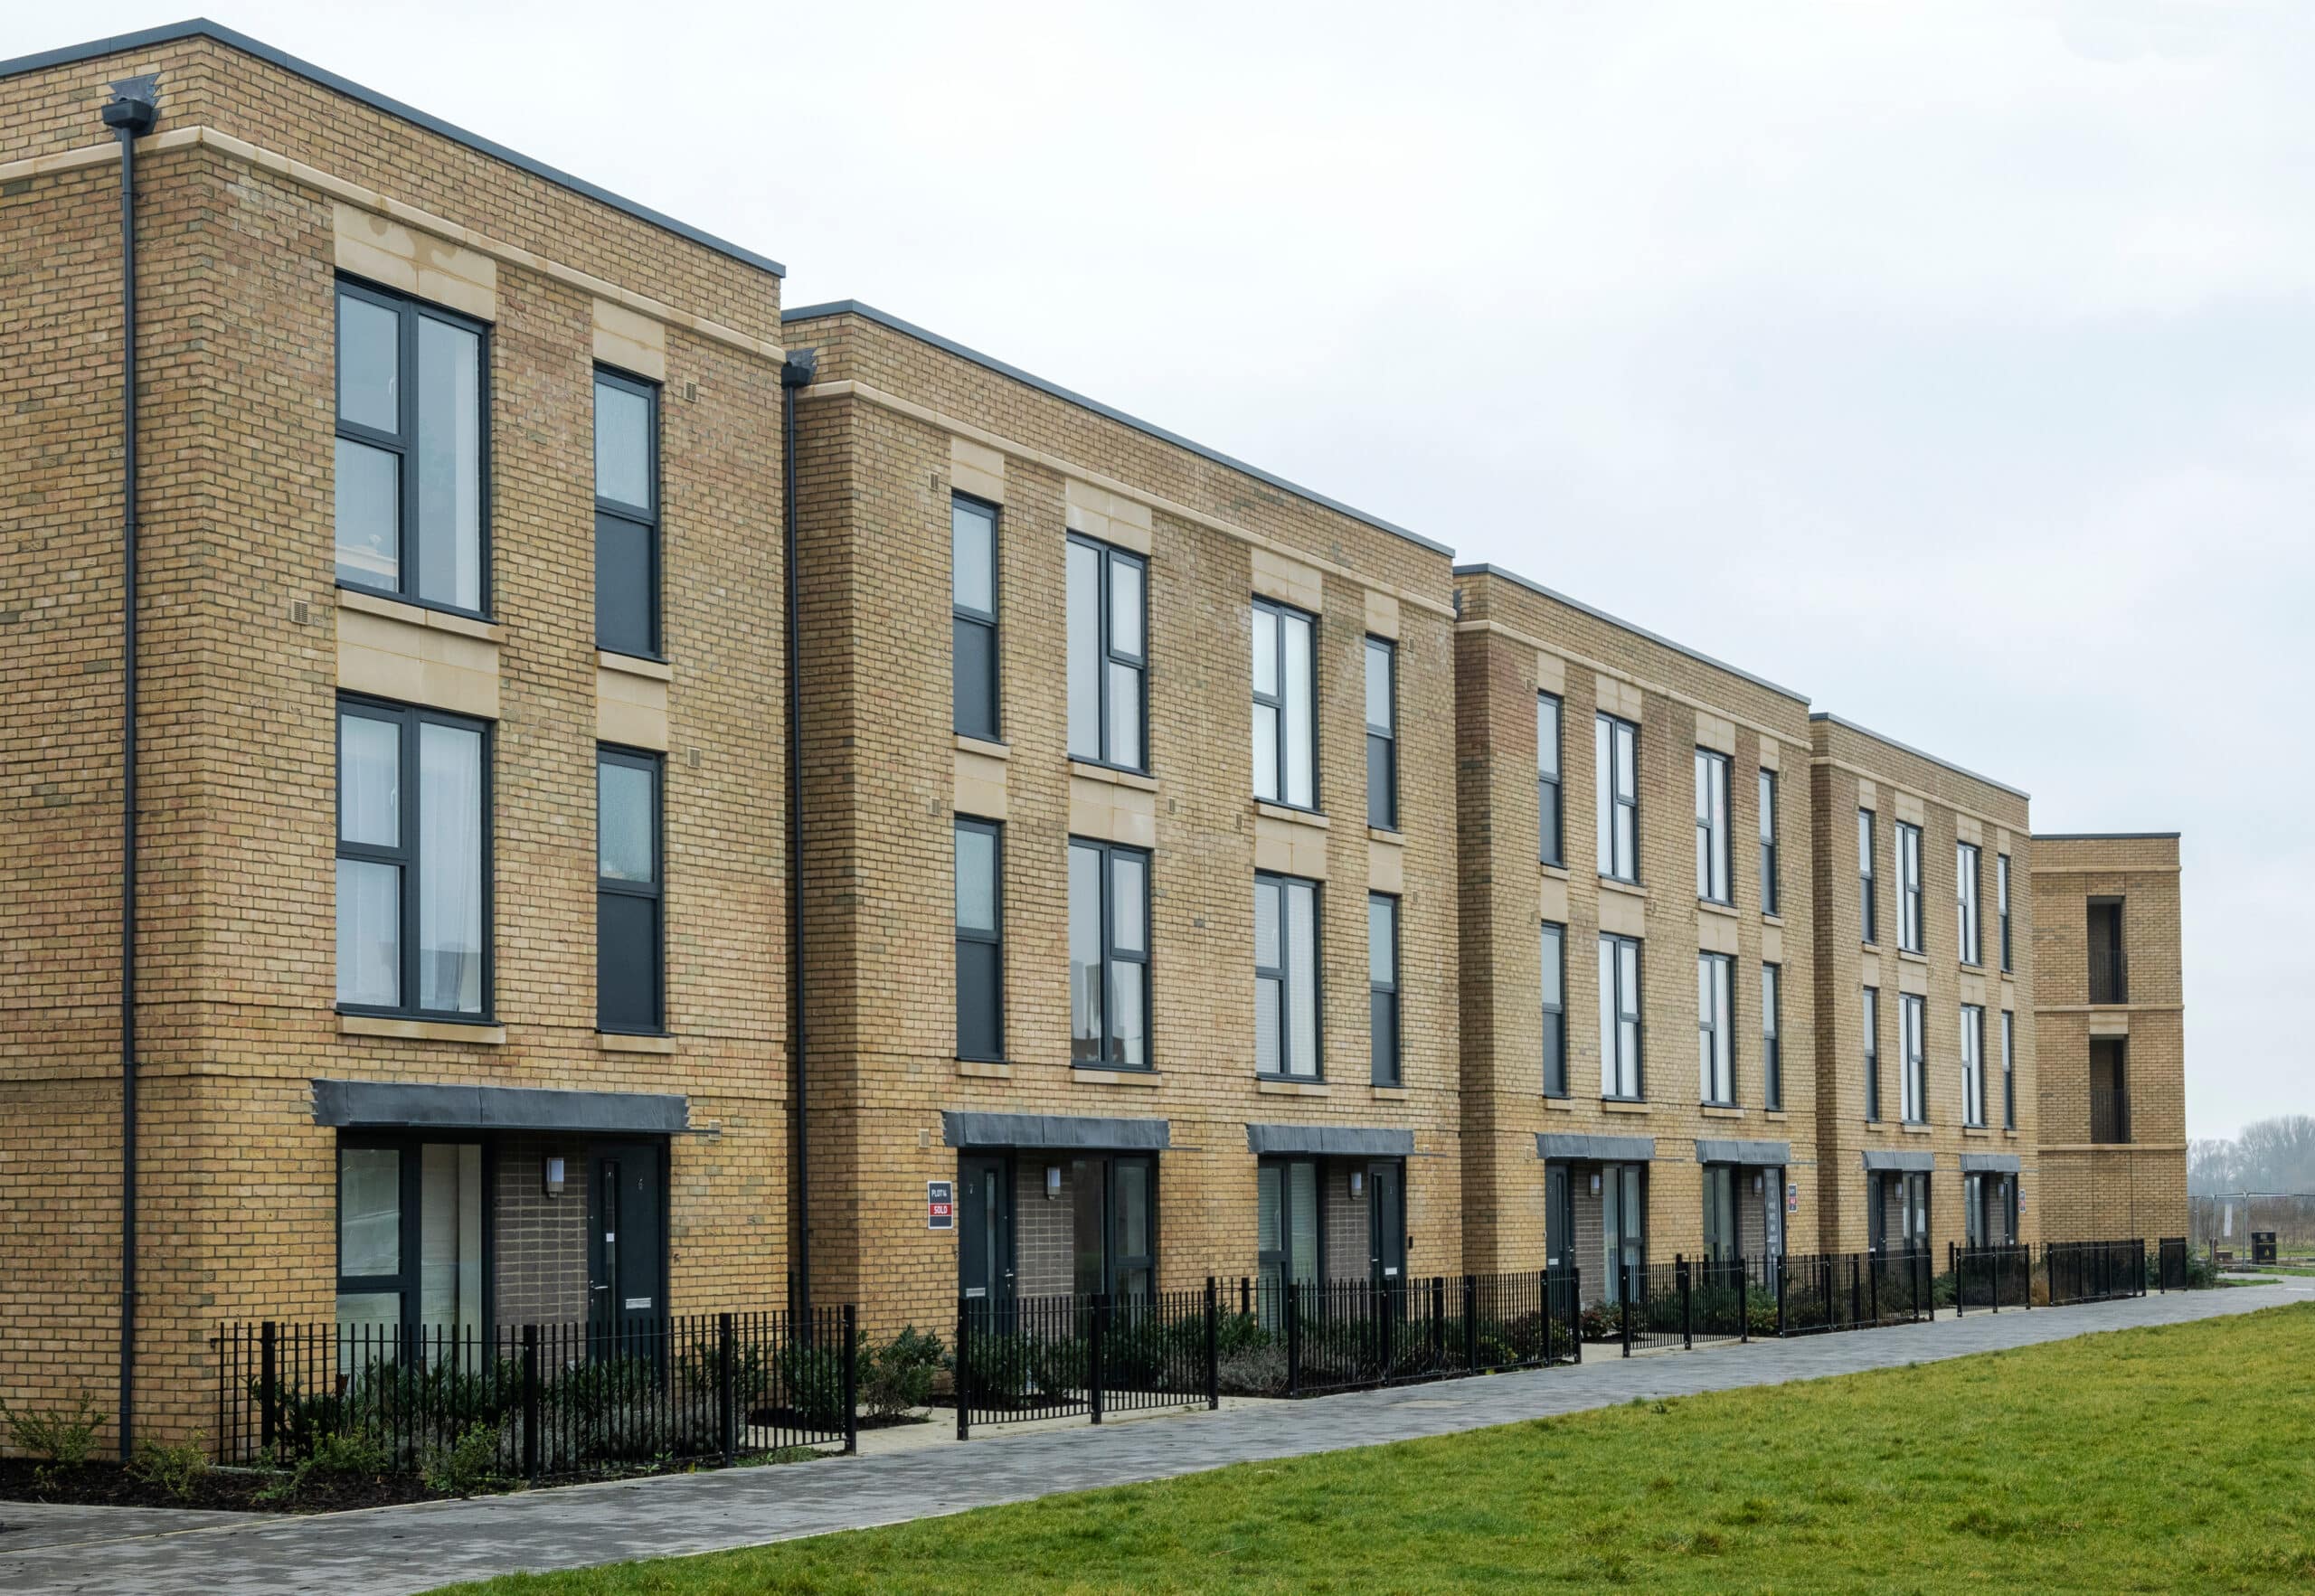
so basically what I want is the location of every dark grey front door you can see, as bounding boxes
[1367,1159,1406,1285]
[959,1154,1015,1302]
[589,1141,664,1331]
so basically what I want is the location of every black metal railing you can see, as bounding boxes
[2157,1236,2189,1292]
[1612,1256,1766,1355]
[954,1287,1219,1437]
[2045,1239,2146,1306]
[2088,946,2128,1005]
[213,1308,855,1477]
[2091,1087,2131,1144]
[1772,1248,1932,1336]
[1951,1243,2033,1312]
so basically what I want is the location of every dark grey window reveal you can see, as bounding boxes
[955,817,1004,1060]
[1368,892,1401,1086]
[336,697,489,1021]
[1900,992,1928,1124]
[1066,535,1147,771]
[1595,713,1639,883]
[1961,1003,1987,1128]
[1897,821,1925,954]
[2002,1009,2017,1130]
[1997,853,2013,973]
[1598,932,1643,1100]
[596,747,663,1034]
[1252,600,1317,809]
[1365,637,1397,831]
[593,368,660,658]
[1070,837,1150,1069]
[1697,951,1734,1106]
[1536,692,1564,866]
[1858,808,1878,945]
[1541,921,1568,1097]
[1957,841,1983,967]
[1762,962,1783,1110]
[1862,987,1882,1122]
[1694,749,1732,904]
[1758,769,1780,916]
[952,496,1000,741]
[335,279,488,617]
[1255,873,1321,1078]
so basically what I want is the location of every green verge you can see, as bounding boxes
[437,1304,2315,1596]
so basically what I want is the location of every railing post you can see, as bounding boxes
[1738,1254,1750,1344]
[1570,1267,1583,1365]
[1089,1293,1107,1424]
[1949,1242,1961,1317]
[1677,1254,1692,1350]
[1620,1264,1632,1358]
[716,1312,738,1466]
[1204,1277,1220,1411]
[1285,1280,1303,1398]
[1463,1274,1480,1373]
[841,1305,859,1453]
[259,1320,279,1455]
[955,1298,972,1441]
[1775,1256,1787,1338]
[520,1324,540,1481]
[1430,1276,1447,1374]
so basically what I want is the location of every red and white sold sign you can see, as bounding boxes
[927,1179,955,1231]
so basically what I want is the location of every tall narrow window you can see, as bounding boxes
[1697,952,1734,1105]
[1256,874,1321,1078]
[1997,853,2013,973]
[1862,987,1881,1122]
[335,1138,483,1340]
[596,748,663,1034]
[1368,893,1401,1085]
[1596,713,1639,882]
[1536,693,1564,865]
[952,497,1000,741]
[1900,993,1927,1124]
[1252,600,1317,808]
[1762,963,1782,1110]
[1257,1159,1322,1296]
[1598,933,1643,1099]
[955,817,1004,1060]
[1896,821,1924,954]
[1066,535,1146,770]
[1070,838,1150,1068]
[593,369,659,657]
[1758,770,1780,915]
[335,281,487,614]
[1961,1003,1986,1127]
[1541,921,1567,1096]
[337,698,488,1020]
[1694,750,1731,903]
[1858,808,1878,944]
[1365,638,1396,830]
[2002,1010,2017,1130]
[1957,842,1982,966]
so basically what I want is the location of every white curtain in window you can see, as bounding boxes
[418,722,484,1014]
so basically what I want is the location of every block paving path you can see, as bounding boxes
[7,1280,2302,1596]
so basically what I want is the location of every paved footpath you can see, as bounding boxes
[7,1280,2304,1596]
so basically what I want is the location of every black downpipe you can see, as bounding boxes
[780,347,818,1317]
[102,74,159,1464]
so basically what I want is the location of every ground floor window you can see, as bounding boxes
[335,1138,485,1344]
[961,1150,1158,1301]
[1258,1158,1324,1293]
[1600,1162,1647,1301]
[1964,1173,2018,1248]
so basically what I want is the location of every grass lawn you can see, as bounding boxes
[440,1304,2315,1596]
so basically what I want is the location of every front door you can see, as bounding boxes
[959,1154,1015,1303]
[1545,1163,1573,1270]
[588,1141,664,1336]
[1366,1159,1406,1286]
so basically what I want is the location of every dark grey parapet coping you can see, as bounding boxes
[1809,712,2030,802]
[781,298,1454,561]
[1247,1123,1416,1157]
[942,1110,1170,1152]
[1455,563,1811,708]
[0,19,787,278]
[312,1079,688,1134]
[2031,832,2182,842]
[1537,1133,1657,1163]
[1961,1152,2023,1173]
[1695,1138,1791,1166]
[1861,1148,1936,1173]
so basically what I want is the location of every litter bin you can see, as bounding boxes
[2252,1231,2278,1265]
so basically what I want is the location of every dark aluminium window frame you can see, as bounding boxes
[1758,768,1780,916]
[954,815,1006,1062]
[1858,807,1878,946]
[1863,985,1882,1123]
[595,744,666,1035]
[1537,691,1564,866]
[1541,920,1568,1098]
[1066,533,1148,774]
[1365,637,1397,832]
[335,694,495,1024]
[1252,597,1319,812]
[593,365,662,659]
[1961,1001,1987,1128]
[1896,819,1925,955]
[1697,949,1736,1107]
[1694,747,1733,905]
[2002,1008,2017,1130]
[1255,871,1325,1080]
[1368,891,1401,1086]
[1599,930,1645,1101]
[334,276,493,620]
[951,494,1002,741]
[1596,712,1640,883]
[335,1131,496,1339]
[1900,991,1928,1125]
[1762,961,1783,1110]
[1957,840,1983,968]
[1997,852,2014,973]
[1069,835,1152,1070]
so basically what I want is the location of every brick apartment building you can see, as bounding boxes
[0,19,2189,1452]
[2031,834,2189,1242]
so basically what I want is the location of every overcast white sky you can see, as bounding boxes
[14,1,2307,1138]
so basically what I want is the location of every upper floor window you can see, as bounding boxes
[1896,820,1924,954]
[593,369,659,657]
[2089,898,2127,1003]
[1541,921,1567,1097]
[2001,1010,2017,1129]
[1762,963,1783,1110]
[1758,770,1780,916]
[1961,1003,1986,1127]
[1694,749,1731,904]
[1256,873,1321,1078]
[955,817,1004,1060]
[1070,837,1149,1069]
[1957,842,1983,967]
[952,497,1000,741]
[1066,536,1146,771]
[1595,713,1639,883]
[336,697,488,1021]
[1862,986,1881,1122]
[1599,932,1643,1100]
[1697,951,1734,1106]
[1536,693,1564,866]
[335,281,487,615]
[1252,600,1317,809]
[1899,993,1927,1124]
[596,747,663,1034]
[1365,638,1397,831]
[1997,854,2014,973]
[1857,808,1878,945]
[1368,892,1401,1086]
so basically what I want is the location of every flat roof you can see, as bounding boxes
[1454,562,1811,707]
[2032,832,2181,842]
[782,299,1454,560]
[1809,712,2030,802]
[0,18,786,279]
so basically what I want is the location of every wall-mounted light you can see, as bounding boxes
[1589,1172,1602,1197]
[1349,1171,1365,1199]
[1045,1165,1062,1200]
[1753,1173,1764,1195]
[543,1157,565,1198]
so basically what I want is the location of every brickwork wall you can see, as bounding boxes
[494,1137,591,1325]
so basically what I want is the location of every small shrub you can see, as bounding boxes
[860,1326,945,1419]
[128,1437,211,1500]
[1217,1342,1287,1395]
[1,1392,103,1466]
[775,1337,852,1431]
[422,1421,505,1497]
[258,1427,392,1505]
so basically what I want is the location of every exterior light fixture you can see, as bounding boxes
[543,1157,565,1197]
[1350,1171,1365,1199]
[1046,1165,1062,1200]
